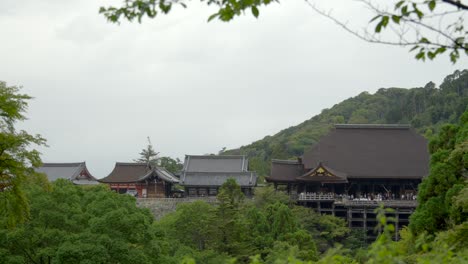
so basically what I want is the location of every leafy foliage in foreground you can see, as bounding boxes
[0,82,48,228]
[225,70,468,177]
[0,180,169,264]
[157,182,338,263]
[0,176,467,263]
[410,106,468,235]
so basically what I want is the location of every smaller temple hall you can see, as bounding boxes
[180,155,257,197]
[37,162,99,185]
[99,162,179,198]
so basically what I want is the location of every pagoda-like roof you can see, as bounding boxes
[99,162,179,184]
[36,162,99,185]
[301,124,429,179]
[180,155,257,187]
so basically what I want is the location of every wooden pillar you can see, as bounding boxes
[363,208,367,233]
[347,208,352,228]
[395,208,399,240]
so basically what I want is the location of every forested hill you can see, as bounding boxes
[224,70,468,177]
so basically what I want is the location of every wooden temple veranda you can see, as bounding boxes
[266,124,430,240]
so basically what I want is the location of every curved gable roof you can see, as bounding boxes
[266,159,304,182]
[100,162,179,183]
[301,124,429,179]
[100,163,150,183]
[37,162,98,184]
[296,163,348,183]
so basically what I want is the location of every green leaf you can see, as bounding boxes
[395,0,405,10]
[395,0,405,9]
[415,9,424,19]
[251,6,259,18]
[450,50,459,63]
[415,51,426,60]
[455,37,465,45]
[402,6,408,15]
[435,47,446,54]
[420,38,430,44]
[427,51,435,60]
[381,16,389,27]
[208,13,218,22]
[410,45,419,51]
[375,23,383,33]
[428,0,436,11]
[391,15,400,24]
[370,15,381,22]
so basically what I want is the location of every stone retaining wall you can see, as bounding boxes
[136,197,218,220]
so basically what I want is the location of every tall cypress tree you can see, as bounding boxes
[135,137,159,167]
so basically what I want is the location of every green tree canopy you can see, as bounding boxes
[0,82,47,228]
[0,180,169,263]
[159,156,183,174]
[410,107,468,234]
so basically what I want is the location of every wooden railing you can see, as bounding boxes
[295,193,418,207]
[342,199,417,207]
[297,193,335,201]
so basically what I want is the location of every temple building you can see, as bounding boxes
[267,124,430,240]
[180,155,257,197]
[99,162,179,198]
[36,162,99,185]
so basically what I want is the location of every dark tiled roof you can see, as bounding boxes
[99,162,179,183]
[154,167,180,183]
[36,162,98,184]
[301,124,429,179]
[181,155,256,187]
[181,172,256,187]
[266,159,304,182]
[183,155,248,173]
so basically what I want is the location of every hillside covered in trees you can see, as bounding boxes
[225,70,468,176]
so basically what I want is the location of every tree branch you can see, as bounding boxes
[305,1,428,47]
[442,0,468,10]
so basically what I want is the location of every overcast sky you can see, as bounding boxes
[1,0,466,178]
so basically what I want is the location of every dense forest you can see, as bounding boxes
[225,70,468,176]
